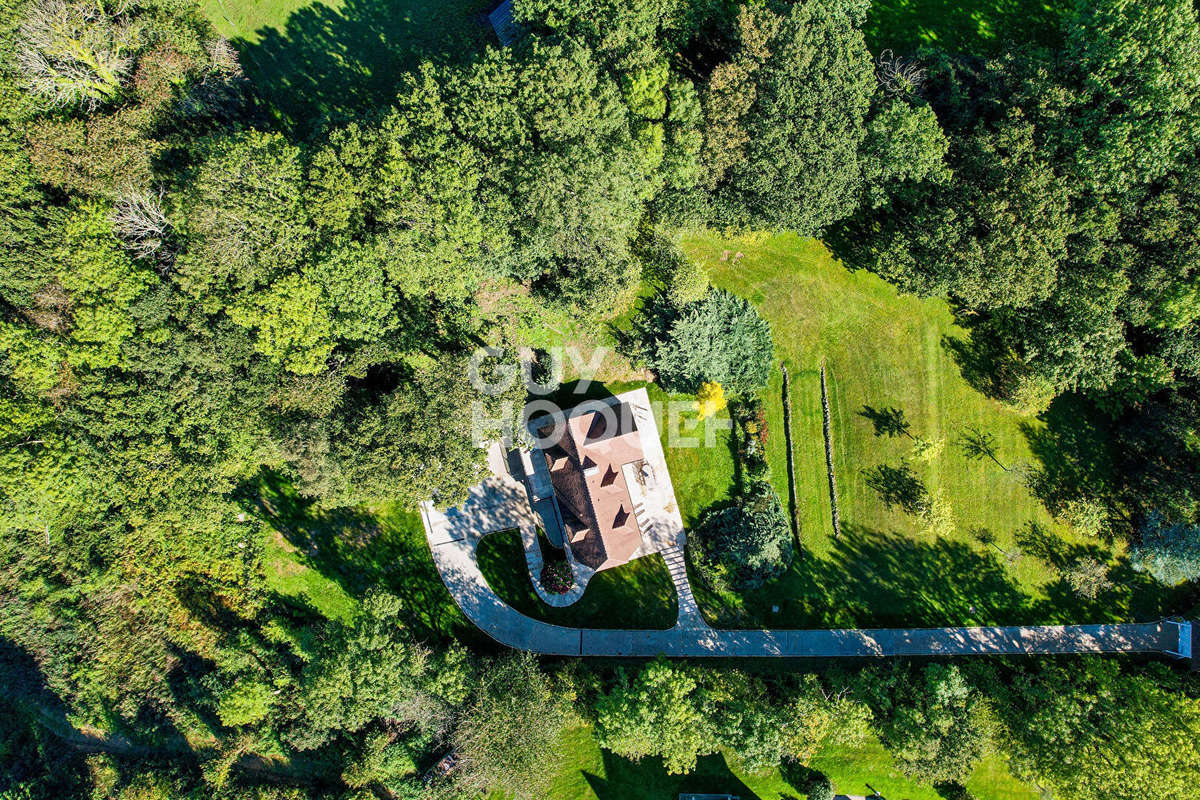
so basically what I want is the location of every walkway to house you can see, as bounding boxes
[422,499,1183,658]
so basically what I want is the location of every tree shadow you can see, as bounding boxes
[539,378,618,409]
[862,462,929,515]
[1019,394,1121,516]
[229,0,495,135]
[695,524,1035,629]
[0,637,200,795]
[237,470,485,646]
[0,638,98,795]
[582,749,761,800]
[939,331,1012,404]
[858,404,912,439]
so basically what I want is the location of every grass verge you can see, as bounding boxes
[475,530,678,629]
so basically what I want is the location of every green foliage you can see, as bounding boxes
[861,99,951,207]
[342,731,420,791]
[229,272,334,374]
[1129,513,1200,585]
[805,772,833,800]
[711,672,870,775]
[1061,0,1200,194]
[649,288,773,396]
[177,130,312,298]
[514,0,696,72]
[287,591,448,750]
[995,660,1200,799]
[279,354,524,509]
[2,0,1199,797]
[866,664,993,785]
[596,659,712,774]
[216,678,275,727]
[56,201,155,369]
[711,0,875,234]
[693,480,793,591]
[622,61,669,119]
[869,112,1070,308]
[451,653,576,799]
[1063,556,1112,600]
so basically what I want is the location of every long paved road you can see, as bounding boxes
[423,502,1184,659]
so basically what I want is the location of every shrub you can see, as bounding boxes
[540,560,573,594]
[650,288,773,396]
[1065,556,1112,599]
[805,772,833,800]
[695,381,727,418]
[694,481,793,590]
[667,254,710,306]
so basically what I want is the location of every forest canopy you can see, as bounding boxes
[1,0,1199,798]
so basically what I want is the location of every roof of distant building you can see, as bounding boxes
[488,0,526,47]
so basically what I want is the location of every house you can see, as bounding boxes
[537,400,648,571]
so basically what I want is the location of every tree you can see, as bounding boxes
[55,200,155,369]
[1129,513,1200,585]
[920,489,955,538]
[868,111,1071,308]
[596,659,713,774]
[867,664,992,785]
[649,288,773,396]
[1060,0,1200,194]
[695,381,726,418]
[1064,556,1113,599]
[287,592,441,750]
[804,772,833,800]
[714,673,870,774]
[712,0,875,234]
[451,653,574,799]
[342,731,420,793]
[228,272,334,375]
[176,130,312,299]
[439,39,649,293]
[16,0,137,108]
[997,659,1200,799]
[861,98,950,208]
[693,480,793,590]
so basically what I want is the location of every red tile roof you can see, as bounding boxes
[540,401,645,570]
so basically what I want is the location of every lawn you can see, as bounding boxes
[677,231,1186,629]
[476,529,678,629]
[199,0,491,133]
[248,473,487,645]
[538,726,1038,800]
[864,0,1068,56]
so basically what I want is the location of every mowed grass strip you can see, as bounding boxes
[677,231,1174,628]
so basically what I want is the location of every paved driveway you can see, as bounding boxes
[423,498,1179,658]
